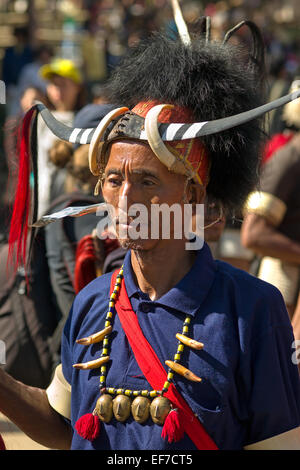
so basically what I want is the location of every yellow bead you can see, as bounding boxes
[117,389,123,395]
[105,321,111,328]
[103,339,109,346]
[100,366,107,373]
[163,381,170,390]
[185,317,191,324]
[111,293,116,300]
[174,353,181,360]
[100,376,106,383]
[183,326,189,333]
[149,390,157,398]
[115,285,120,291]
[167,372,174,380]
[141,390,148,396]
[133,391,139,396]
[108,388,115,394]
[102,348,108,355]
[178,344,184,352]
[106,311,113,318]
[124,390,131,396]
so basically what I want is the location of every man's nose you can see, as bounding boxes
[118,179,141,212]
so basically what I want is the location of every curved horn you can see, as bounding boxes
[171,0,191,46]
[34,102,82,142]
[145,104,178,170]
[159,88,300,141]
[145,104,194,179]
[88,107,129,176]
[32,101,99,145]
[222,20,265,81]
[33,102,127,147]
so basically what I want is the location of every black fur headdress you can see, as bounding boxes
[105,30,265,213]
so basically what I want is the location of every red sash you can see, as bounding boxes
[110,270,218,450]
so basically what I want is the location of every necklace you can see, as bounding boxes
[74,265,204,435]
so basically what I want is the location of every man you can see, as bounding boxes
[2,24,300,450]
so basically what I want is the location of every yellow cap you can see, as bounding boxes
[39,58,82,85]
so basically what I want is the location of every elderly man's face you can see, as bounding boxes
[102,140,200,250]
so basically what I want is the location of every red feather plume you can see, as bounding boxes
[8,107,37,273]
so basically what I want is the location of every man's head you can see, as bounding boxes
[92,31,265,249]
[102,139,205,250]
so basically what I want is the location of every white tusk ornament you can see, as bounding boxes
[88,107,129,176]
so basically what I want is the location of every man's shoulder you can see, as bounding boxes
[213,259,291,334]
[215,258,284,302]
[65,272,114,340]
[71,272,114,321]
[75,272,114,306]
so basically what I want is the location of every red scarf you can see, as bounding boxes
[111,269,218,450]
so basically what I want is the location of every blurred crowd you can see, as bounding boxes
[0,0,300,389]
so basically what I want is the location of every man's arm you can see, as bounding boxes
[0,368,72,450]
[241,213,300,265]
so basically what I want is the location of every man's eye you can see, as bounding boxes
[107,178,122,187]
[142,179,155,187]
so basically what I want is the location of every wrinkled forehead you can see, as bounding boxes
[104,139,177,178]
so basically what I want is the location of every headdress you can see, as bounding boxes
[8,1,300,271]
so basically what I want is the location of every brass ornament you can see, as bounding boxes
[113,395,131,422]
[94,394,113,423]
[131,396,151,424]
[150,396,171,425]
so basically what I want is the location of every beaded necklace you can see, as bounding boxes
[74,264,204,432]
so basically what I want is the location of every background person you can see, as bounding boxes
[242,79,300,321]
[36,58,87,219]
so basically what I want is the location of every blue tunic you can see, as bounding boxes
[61,243,300,450]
